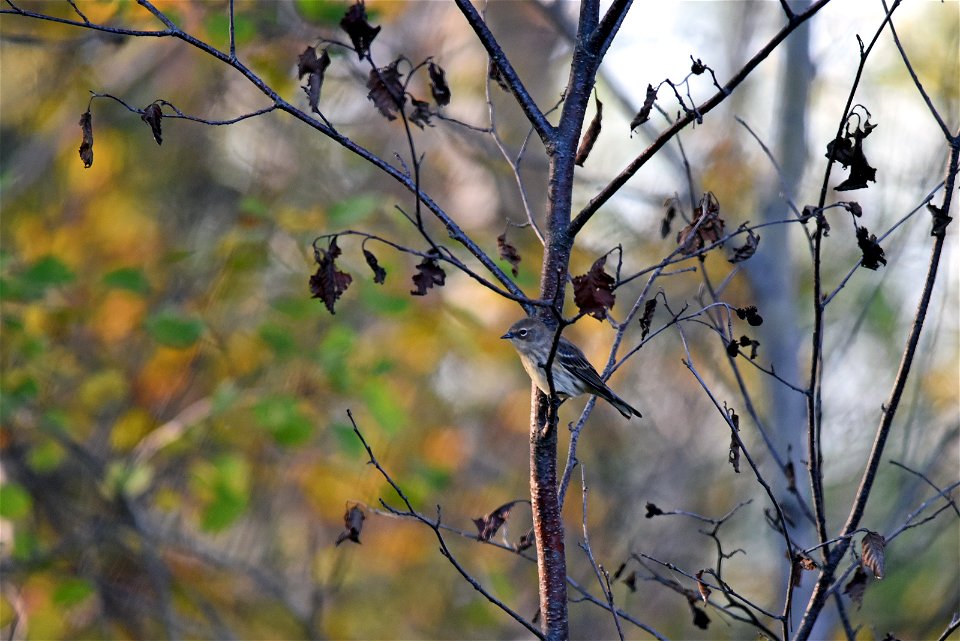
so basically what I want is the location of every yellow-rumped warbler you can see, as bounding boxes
[501,317,642,419]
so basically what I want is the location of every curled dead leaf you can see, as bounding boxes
[79,110,94,168]
[141,102,163,145]
[572,255,615,320]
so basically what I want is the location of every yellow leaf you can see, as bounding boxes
[109,408,155,452]
[92,290,147,343]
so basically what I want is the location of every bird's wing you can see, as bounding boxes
[557,337,608,390]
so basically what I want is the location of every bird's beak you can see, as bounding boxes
[500,331,513,340]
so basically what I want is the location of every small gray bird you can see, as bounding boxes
[501,317,642,419]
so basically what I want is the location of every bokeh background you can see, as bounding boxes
[1,1,957,639]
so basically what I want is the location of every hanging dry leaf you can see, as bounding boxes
[695,570,712,603]
[517,528,535,552]
[572,255,616,320]
[409,97,432,129]
[630,84,658,132]
[472,500,522,542]
[735,306,764,327]
[661,195,681,239]
[488,58,509,92]
[310,237,352,314]
[340,0,380,60]
[363,248,386,284]
[428,62,451,106]
[645,502,663,518]
[828,117,877,191]
[497,232,521,277]
[410,250,445,296]
[728,228,760,263]
[78,110,94,168]
[141,102,163,145]
[841,201,863,217]
[856,225,887,270]
[844,566,868,609]
[367,60,405,120]
[335,505,365,545]
[639,299,657,340]
[575,94,603,166]
[677,193,725,256]
[297,46,331,114]
[861,531,886,579]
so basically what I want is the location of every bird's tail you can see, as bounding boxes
[604,391,642,419]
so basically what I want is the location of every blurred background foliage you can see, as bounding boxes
[0,1,957,639]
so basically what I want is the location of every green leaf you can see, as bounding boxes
[254,395,313,446]
[361,380,404,433]
[225,239,269,271]
[145,311,204,348]
[202,485,247,532]
[27,440,65,473]
[53,578,94,607]
[271,296,321,319]
[258,322,298,358]
[294,0,349,25]
[5,256,76,300]
[0,483,32,520]
[328,195,380,226]
[201,455,250,531]
[22,255,75,288]
[102,267,151,295]
[331,421,364,457]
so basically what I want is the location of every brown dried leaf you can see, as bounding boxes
[831,119,878,191]
[572,255,615,320]
[928,203,953,237]
[735,305,764,327]
[856,225,887,270]
[843,566,868,609]
[362,248,386,284]
[639,299,657,340]
[622,571,637,592]
[516,528,535,552]
[473,500,522,542]
[141,102,163,145]
[409,96,432,129]
[335,505,365,545]
[695,570,711,603]
[630,84,658,132]
[366,60,405,121]
[661,196,680,239]
[677,193,725,256]
[645,502,664,518]
[428,62,451,106]
[410,250,445,296]
[297,46,331,114]
[497,232,521,277]
[728,407,741,473]
[310,237,352,314]
[488,59,509,92]
[78,110,93,168]
[841,201,863,217]
[575,94,603,166]
[861,531,886,579]
[728,228,760,263]
[340,0,380,60]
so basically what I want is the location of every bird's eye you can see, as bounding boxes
[518,329,528,338]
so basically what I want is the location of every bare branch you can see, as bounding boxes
[570,0,831,238]
[453,0,556,144]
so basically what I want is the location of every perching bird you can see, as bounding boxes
[501,317,642,419]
